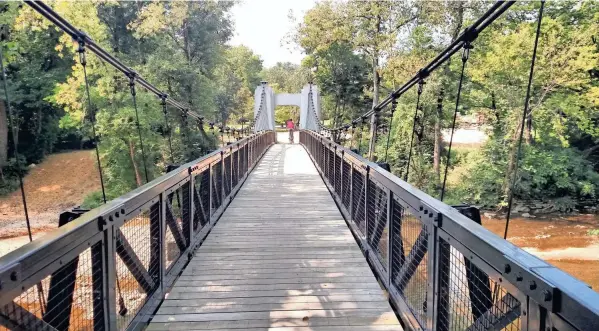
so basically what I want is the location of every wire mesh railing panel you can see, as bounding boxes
[0,132,274,331]
[231,151,239,188]
[351,167,366,235]
[0,245,103,331]
[341,159,351,210]
[211,161,223,212]
[193,167,211,233]
[319,143,325,169]
[367,178,388,268]
[239,147,245,176]
[326,149,334,185]
[437,238,521,331]
[116,204,160,330]
[390,197,429,328]
[223,155,232,197]
[165,186,188,272]
[334,153,342,195]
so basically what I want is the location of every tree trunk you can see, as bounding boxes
[0,101,8,180]
[504,142,517,201]
[525,109,533,144]
[433,87,444,182]
[433,2,464,184]
[504,117,523,200]
[129,139,143,187]
[368,57,380,158]
[367,13,382,158]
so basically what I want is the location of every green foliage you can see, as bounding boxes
[306,42,371,126]
[455,143,599,210]
[261,62,308,125]
[588,229,599,236]
[0,1,259,203]
[294,0,599,213]
[0,156,26,195]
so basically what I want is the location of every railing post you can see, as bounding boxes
[187,172,194,245]
[159,192,167,292]
[433,223,448,331]
[91,240,105,331]
[104,223,118,330]
[236,146,240,187]
[333,146,337,190]
[340,150,344,204]
[386,191,393,286]
[208,163,213,220]
[364,166,370,248]
[220,151,225,202]
[349,164,354,220]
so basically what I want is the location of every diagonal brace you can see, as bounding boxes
[165,193,187,251]
[394,228,428,292]
[0,302,57,331]
[465,293,521,331]
[115,230,155,294]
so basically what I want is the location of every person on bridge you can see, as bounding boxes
[286,118,295,143]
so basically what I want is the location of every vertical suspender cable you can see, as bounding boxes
[358,119,366,154]
[78,37,107,203]
[383,99,398,162]
[440,41,472,201]
[1,41,47,315]
[128,73,149,183]
[350,123,356,150]
[404,80,424,181]
[0,45,33,241]
[504,1,544,239]
[161,94,175,164]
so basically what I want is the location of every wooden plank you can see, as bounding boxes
[169,282,383,293]
[158,301,391,314]
[166,289,388,300]
[152,309,395,322]
[148,144,401,330]
[160,295,390,307]
[147,320,400,330]
[178,270,375,280]
[181,267,375,277]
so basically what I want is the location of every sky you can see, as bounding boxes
[229,0,317,68]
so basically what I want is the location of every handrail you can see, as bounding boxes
[299,129,599,331]
[0,131,276,330]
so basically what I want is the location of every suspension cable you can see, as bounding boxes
[128,72,149,183]
[404,80,425,181]
[383,98,398,162]
[78,37,107,203]
[440,41,472,201]
[331,1,513,128]
[504,1,545,239]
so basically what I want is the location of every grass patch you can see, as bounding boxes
[588,229,599,236]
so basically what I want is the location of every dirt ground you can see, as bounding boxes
[482,214,599,292]
[0,150,100,254]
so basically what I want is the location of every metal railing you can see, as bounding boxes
[300,130,599,331]
[0,131,275,331]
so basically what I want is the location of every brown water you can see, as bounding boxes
[482,214,599,292]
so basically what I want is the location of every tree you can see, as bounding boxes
[304,41,370,132]
[261,62,309,125]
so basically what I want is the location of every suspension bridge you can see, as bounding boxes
[0,1,598,331]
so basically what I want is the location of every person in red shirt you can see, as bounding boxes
[286,119,295,143]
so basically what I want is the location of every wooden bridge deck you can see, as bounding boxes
[148,144,402,331]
